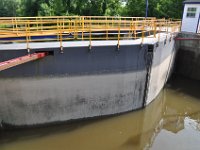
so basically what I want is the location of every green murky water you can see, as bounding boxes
[0,76,200,150]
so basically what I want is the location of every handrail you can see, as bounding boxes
[0,16,181,48]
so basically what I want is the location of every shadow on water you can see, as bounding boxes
[0,114,115,145]
[167,74,200,99]
[0,75,200,150]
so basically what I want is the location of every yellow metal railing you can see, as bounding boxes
[0,16,181,48]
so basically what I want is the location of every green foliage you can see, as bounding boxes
[0,0,19,17]
[38,2,53,16]
[0,0,184,19]
[123,0,146,17]
[20,0,40,16]
[123,0,183,19]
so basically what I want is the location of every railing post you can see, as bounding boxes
[134,21,137,39]
[141,21,145,45]
[36,17,39,31]
[153,20,156,38]
[15,17,19,36]
[89,17,92,50]
[131,18,133,38]
[59,19,63,53]
[166,19,169,34]
[60,29,63,53]
[82,16,84,40]
[40,17,43,31]
[148,20,151,36]
[25,21,30,54]
[128,19,132,39]
[117,18,121,50]
[158,20,161,42]
[112,17,114,28]
[62,17,65,30]
[74,17,79,40]
[106,16,108,40]
[165,19,169,42]
[12,18,14,32]
[57,18,59,41]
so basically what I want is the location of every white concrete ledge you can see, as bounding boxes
[0,33,173,50]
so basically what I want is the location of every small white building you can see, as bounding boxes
[181,0,200,33]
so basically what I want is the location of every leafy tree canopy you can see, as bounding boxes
[0,0,184,19]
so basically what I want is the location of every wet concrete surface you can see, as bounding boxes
[0,75,200,150]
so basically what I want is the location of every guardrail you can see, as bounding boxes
[0,16,181,49]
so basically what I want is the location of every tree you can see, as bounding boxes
[0,0,19,17]
[105,0,122,16]
[0,0,184,18]
[123,0,183,18]
[38,2,53,16]
[123,0,146,17]
[49,0,65,16]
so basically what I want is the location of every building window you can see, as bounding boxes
[186,7,197,18]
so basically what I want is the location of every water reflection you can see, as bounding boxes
[0,76,200,150]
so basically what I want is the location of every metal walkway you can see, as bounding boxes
[0,16,181,49]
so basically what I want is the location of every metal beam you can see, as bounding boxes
[0,52,47,71]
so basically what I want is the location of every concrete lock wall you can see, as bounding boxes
[0,35,176,128]
[146,37,177,105]
[0,44,148,126]
[175,33,200,80]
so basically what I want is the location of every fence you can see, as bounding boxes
[0,16,181,49]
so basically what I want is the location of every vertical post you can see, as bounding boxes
[117,18,121,50]
[63,17,65,30]
[36,17,39,31]
[141,21,145,44]
[128,19,132,39]
[60,29,63,53]
[153,19,156,38]
[74,17,77,39]
[40,17,43,31]
[60,29,63,52]
[148,20,151,36]
[12,18,14,32]
[15,17,18,36]
[166,19,169,40]
[166,19,169,34]
[58,18,63,53]
[89,17,92,50]
[131,18,134,36]
[112,17,114,28]
[57,18,59,41]
[134,21,137,39]
[106,16,108,40]
[145,0,149,18]
[158,21,161,42]
[26,21,30,54]
[82,17,84,40]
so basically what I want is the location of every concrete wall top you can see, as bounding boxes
[0,33,173,51]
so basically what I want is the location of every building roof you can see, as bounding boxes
[184,0,200,4]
